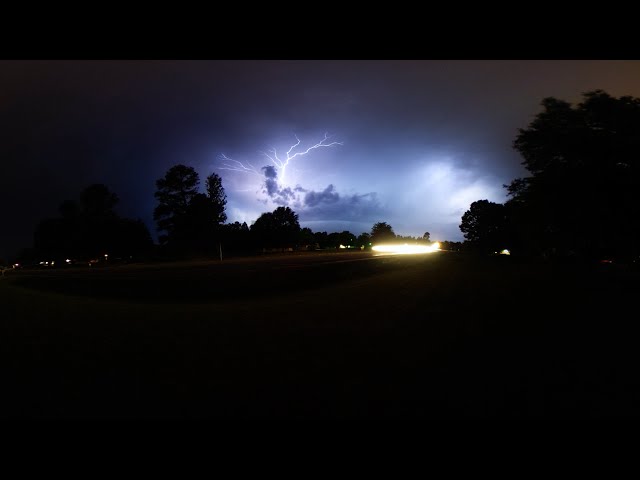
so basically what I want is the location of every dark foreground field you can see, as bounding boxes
[2,250,640,417]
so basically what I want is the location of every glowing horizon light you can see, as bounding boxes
[500,249,511,255]
[372,242,441,255]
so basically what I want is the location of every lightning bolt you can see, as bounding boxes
[220,132,343,185]
[218,154,262,177]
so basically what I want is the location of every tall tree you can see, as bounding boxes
[154,165,199,246]
[205,173,228,225]
[370,222,395,245]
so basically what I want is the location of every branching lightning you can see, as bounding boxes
[259,132,343,184]
[218,154,262,177]
[220,132,343,185]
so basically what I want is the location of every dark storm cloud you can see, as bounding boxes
[264,177,278,197]
[260,165,297,205]
[262,166,277,179]
[304,184,340,207]
[300,190,384,222]
[257,161,380,220]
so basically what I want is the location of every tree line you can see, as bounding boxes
[16,166,436,264]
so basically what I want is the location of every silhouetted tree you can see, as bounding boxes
[370,222,395,245]
[205,173,228,225]
[154,167,229,255]
[179,193,216,252]
[423,231,431,242]
[154,165,200,246]
[251,206,301,250]
[506,90,640,260]
[460,200,510,254]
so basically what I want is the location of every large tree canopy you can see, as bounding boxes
[250,206,301,249]
[506,90,640,258]
[370,222,395,245]
[460,200,510,253]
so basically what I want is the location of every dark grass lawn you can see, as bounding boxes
[2,251,640,417]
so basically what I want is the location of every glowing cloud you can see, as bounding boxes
[215,132,381,232]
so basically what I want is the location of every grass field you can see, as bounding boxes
[2,250,639,417]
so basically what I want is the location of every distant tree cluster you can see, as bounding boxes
[460,90,640,261]
[151,166,441,256]
[25,184,153,263]
[20,166,446,264]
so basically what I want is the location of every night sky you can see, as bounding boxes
[2,60,640,260]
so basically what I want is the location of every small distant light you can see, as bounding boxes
[45,261,49,265]
[500,249,511,255]
[339,245,346,249]
[65,259,71,263]
[51,261,55,265]
[40,261,45,265]
[104,254,108,258]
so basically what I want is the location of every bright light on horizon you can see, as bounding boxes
[372,242,441,255]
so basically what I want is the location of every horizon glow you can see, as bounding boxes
[372,242,441,255]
